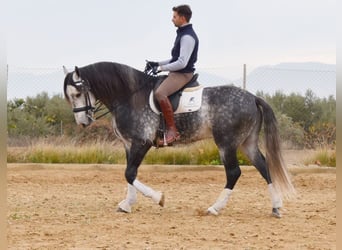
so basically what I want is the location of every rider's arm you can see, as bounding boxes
[158,35,195,72]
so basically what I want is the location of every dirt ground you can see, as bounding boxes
[7,150,336,250]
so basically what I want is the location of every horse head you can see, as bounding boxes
[63,66,96,127]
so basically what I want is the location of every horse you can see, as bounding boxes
[63,61,295,218]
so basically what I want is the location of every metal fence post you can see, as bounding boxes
[243,64,246,90]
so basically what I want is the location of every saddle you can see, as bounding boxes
[149,73,203,147]
[149,73,203,114]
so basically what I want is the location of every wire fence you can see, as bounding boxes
[197,63,336,98]
[7,63,336,100]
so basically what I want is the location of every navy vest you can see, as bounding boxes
[170,24,199,73]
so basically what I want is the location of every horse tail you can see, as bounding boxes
[255,97,296,198]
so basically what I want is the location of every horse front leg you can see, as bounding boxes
[133,179,165,206]
[117,140,164,213]
[207,147,241,216]
[117,183,137,213]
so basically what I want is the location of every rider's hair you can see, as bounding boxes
[172,5,192,22]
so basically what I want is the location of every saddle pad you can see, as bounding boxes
[149,86,204,114]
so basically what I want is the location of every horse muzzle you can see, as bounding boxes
[72,103,96,127]
[74,110,95,127]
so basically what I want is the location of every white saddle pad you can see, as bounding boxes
[149,86,204,114]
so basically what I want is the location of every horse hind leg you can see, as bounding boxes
[207,146,241,216]
[241,139,283,218]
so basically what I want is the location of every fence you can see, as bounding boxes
[197,63,336,98]
[7,63,336,100]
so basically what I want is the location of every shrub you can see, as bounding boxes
[7,138,252,165]
[304,149,336,167]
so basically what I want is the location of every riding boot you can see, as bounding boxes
[158,97,180,146]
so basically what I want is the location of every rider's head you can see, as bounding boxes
[172,5,192,27]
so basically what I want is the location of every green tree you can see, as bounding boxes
[8,92,74,137]
[45,94,75,135]
[257,90,336,149]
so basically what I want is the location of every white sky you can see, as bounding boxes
[5,0,336,78]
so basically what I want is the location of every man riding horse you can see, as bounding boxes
[147,4,199,146]
[63,5,295,218]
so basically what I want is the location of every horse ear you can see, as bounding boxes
[63,66,69,75]
[75,66,81,77]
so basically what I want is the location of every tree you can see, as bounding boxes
[8,92,74,137]
[257,90,336,149]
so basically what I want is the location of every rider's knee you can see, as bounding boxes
[154,90,165,102]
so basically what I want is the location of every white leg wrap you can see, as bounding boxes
[126,184,137,204]
[208,188,232,215]
[118,184,137,213]
[133,179,162,204]
[268,183,283,208]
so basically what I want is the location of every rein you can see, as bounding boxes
[95,66,161,115]
[68,69,157,121]
[93,101,111,120]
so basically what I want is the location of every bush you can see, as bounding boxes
[7,138,252,165]
[304,149,336,167]
[304,123,336,149]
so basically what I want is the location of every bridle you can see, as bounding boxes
[68,77,110,121]
[67,63,160,121]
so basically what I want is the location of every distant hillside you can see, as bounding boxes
[233,62,336,98]
[197,71,232,86]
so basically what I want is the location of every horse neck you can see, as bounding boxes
[84,63,154,110]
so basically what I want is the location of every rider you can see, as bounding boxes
[148,4,199,146]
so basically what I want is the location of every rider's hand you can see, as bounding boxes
[145,60,160,75]
[147,61,159,67]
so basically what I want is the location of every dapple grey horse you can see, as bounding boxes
[63,61,295,217]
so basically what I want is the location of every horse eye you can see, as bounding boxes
[75,93,81,98]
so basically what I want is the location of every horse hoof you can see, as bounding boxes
[207,207,219,216]
[159,193,165,207]
[117,207,129,213]
[272,208,282,218]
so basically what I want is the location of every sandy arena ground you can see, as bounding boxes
[7,151,336,249]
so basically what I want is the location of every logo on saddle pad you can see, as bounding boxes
[149,86,204,114]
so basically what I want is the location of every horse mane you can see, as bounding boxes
[73,61,156,109]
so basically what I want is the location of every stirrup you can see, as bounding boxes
[162,133,168,146]
[158,131,180,146]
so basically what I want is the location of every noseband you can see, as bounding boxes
[68,78,96,121]
[68,78,110,121]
